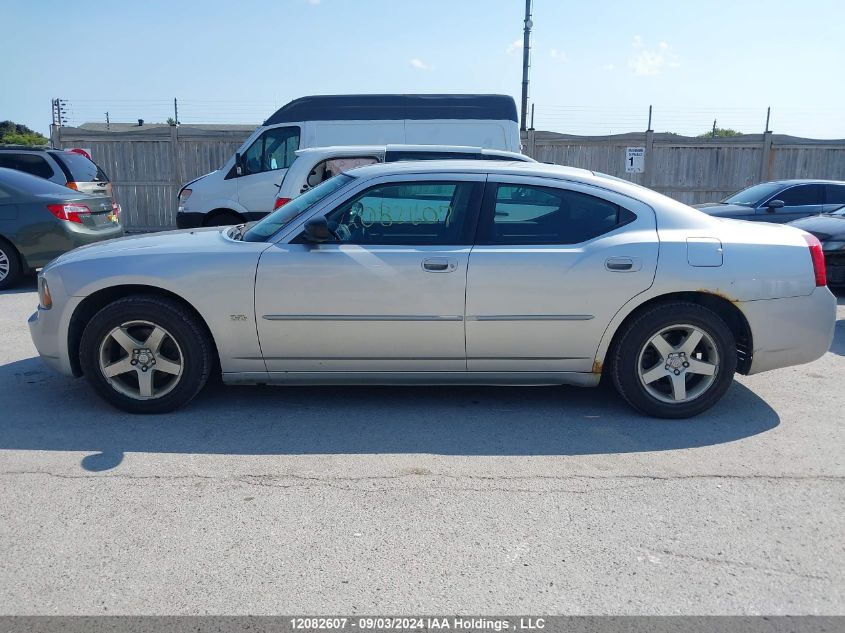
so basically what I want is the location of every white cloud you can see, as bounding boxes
[602,64,615,71]
[506,39,523,54]
[550,48,568,62]
[308,0,320,4]
[410,58,432,71]
[628,38,680,75]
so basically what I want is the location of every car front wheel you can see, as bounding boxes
[0,239,22,290]
[79,295,213,413]
[611,302,737,418]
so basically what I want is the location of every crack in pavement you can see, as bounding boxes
[653,548,833,582]
[0,470,842,495]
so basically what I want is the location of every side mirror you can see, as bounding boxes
[767,199,785,210]
[235,152,244,176]
[302,216,335,243]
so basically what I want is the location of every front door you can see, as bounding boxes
[465,177,659,373]
[236,126,300,214]
[254,175,484,372]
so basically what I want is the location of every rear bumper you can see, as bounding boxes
[825,252,845,286]
[21,223,125,270]
[740,286,837,375]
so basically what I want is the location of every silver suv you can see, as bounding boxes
[0,146,114,200]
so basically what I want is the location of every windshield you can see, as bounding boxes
[242,173,355,242]
[721,182,784,206]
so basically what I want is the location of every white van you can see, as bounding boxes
[176,94,520,228]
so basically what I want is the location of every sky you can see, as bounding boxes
[2,0,844,138]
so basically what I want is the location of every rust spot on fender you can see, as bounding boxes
[696,288,738,303]
[592,360,603,374]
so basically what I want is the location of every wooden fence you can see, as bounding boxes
[525,130,845,205]
[55,124,845,230]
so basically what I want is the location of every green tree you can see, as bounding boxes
[697,127,743,138]
[0,121,49,146]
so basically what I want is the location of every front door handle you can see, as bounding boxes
[605,256,641,272]
[422,257,458,273]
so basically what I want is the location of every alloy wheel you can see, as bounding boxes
[637,323,720,404]
[98,320,184,400]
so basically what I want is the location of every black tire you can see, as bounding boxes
[79,295,213,414]
[204,212,243,227]
[611,302,737,419]
[0,238,22,290]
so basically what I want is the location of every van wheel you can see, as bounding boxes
[611,302,737,419]
[0,239,22,290]
[79,295,213,413]
[204,212,243,227]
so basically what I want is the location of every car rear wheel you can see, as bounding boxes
[79,295,213,413]
[611,302,737,418]
[0,239,22,290]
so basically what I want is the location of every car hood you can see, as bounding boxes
[787,214,845,241]
[45,226,228,269]
[693,203,754,217]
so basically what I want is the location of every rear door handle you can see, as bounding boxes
[605,256,641,272]
[422,257,458,273]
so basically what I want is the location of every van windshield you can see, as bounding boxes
[242,174,355,242]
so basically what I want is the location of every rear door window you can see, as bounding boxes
[825,184,845,205]
[480,184,636,245]
[52,151,109,182]
[1,153,55,179]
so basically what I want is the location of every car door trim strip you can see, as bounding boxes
[262,314,464,321]
[466,314,595,321]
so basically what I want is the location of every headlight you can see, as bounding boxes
[38,276,52,310]
[822,241,845,251]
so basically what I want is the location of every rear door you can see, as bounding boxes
[465,176,658,372]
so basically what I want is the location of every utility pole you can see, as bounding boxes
[764,106,771,133]
[173,97,179,125]
[712,119,717,139]
[105,112,110,131]
[647,105,653,132]
[520,0,533,131]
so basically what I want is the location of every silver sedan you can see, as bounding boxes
[29,161,836,418]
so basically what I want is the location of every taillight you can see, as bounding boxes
[178,188,192,203]
[803,233,827,287]
[274,197,291,210]
[47,203,91,224]
[112,202,121,219]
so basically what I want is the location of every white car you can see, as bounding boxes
[273,144,534,210]
[30,161,836,418]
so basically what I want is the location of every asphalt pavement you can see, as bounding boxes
[1,277,843,614]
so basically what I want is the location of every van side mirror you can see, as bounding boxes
[235,152,244,176]
[767,199,785,210]
[302,216,335,243]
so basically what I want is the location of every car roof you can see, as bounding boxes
[345,159,591,180]
[264,94,518,125]
[765,179,845,185]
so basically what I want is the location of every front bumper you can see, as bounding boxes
[740,286,837,375]
[27,276,82,377]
